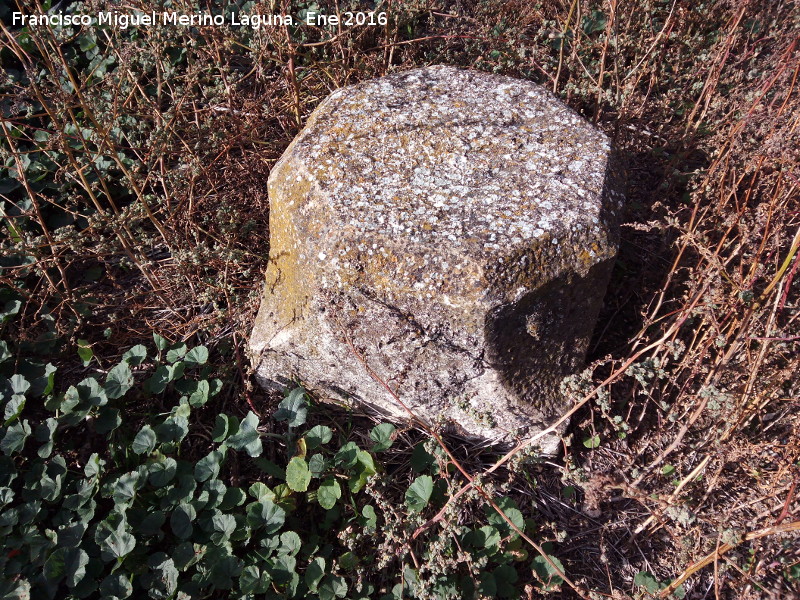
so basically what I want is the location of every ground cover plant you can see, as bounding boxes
[1,0,798,598]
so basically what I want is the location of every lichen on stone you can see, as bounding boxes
[249,65,623,452]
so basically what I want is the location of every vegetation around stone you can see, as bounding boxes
[1,0,798,598]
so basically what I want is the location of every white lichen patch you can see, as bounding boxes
[250,66,623,450]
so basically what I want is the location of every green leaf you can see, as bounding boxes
[77,339,93,366]
[166,343,187,363]
[210,512,236,545]
[369,423,396,451]
[100,572,133,599]
[146,366,170,394]
[195,449,224,482]
[95,406,121,433]
[273,387,307,427]
[148,457,177,487]
[189,379,210,407]
[64,547,89,588]
[305,424,333,449]
[583,435,601,449]
[485,497,525,537]
[184,345,208,365]
[148,553,179,597]
[279,530,302,556]
[105,362,133,400]
[531,553,565,591]
[212,414,232,442]
[305,557,325,592]
[84,452,105,478]
[132,425,157,455]
[634,570,662,594]
[99,519,136,561]
[248,482,275,502]
[349,450,377,493]
[227,411,262,457]
[219,487,246,511]
[171,502,196,539]
[153,333,168,351]
[494,564,518,597]
[411,443,435,472]
[285,457,311,492]
[405,475,433,513]
[9,374,30,395]
[359,504,377,531]
[4,394,25,425]
[317,477,342,510]
[77,377,107,406]
[319,575,347,600]
[308,453,327,478]
[109,471,140,506]
[334,441,359,468]
[1,419,31,455]
[246,499,285,533]
[122,344,147,365]
[239,565,271,595]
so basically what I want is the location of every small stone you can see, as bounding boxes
[249,66,623,453]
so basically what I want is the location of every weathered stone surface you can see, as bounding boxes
[249,65,623,452]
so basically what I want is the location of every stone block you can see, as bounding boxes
[249,66,623,452]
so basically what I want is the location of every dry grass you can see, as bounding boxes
[1,0,798,597]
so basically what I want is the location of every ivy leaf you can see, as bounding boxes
[583,435,601,449]
[334,442,359,469]
[212,414,232,442]
[166,343,187,363]
[148,553,178,597]
[170,502,196,539]
[99,519,136,561]
[3,394,25,425]
[532,553,565,591]
[349,450,377,493]
[99,572,133,599]
[148,457,177,488]
[9,374,30,395]
[132,425,157,455]
[210,512,236,545]
[305,425,332,450]
[77,340,93,366]
[305,557,325,592]
[248,482,274,502]
[227,411,262,457]
[95,407,121,434]
[246,499,285,533]
[239,565,271,595]
[105,362,133,400]
[153,333,168,352]
[405,475,433,513]
[485,496,525,537]
[184,346,208,365]
[633,571,662,594]
[188,379,210,407]
[1,419,31,455]
[308,453,327,478]
[273,387,307,427]
[369,423,396,452]
[122,344,147,365]
[317,477,342,510]
[108,471,140,506]
[195,450,224,482]
[319,575,348,600]
[64,547,89,588]
[285,457,311,492]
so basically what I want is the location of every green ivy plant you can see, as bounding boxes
[0,318,563,599]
